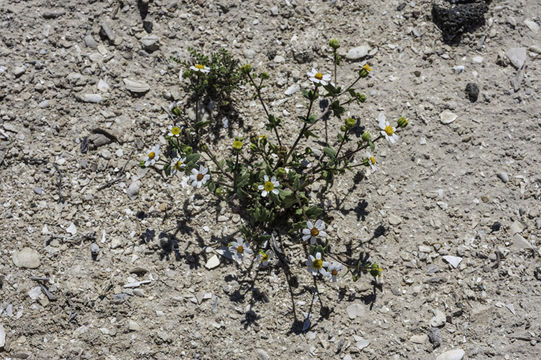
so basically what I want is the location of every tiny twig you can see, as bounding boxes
[53,163,65,203]
[97,151,133,191]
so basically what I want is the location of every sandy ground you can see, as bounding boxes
[1,0,540,359]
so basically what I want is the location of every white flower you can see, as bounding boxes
[170,157,186,176]
[378,112,399,144]
[255,250,274,268]
[325,262,342,282]
[258,175,280,197]
[307,68,331,86]
[302,219,327,245]
[229,238,253,264]
[167,124,182,137]
[189,165,210,188]
[143,144,160,167]
[190,64,210,73]
[168,100,182,111]
[366,152,377,171]
[307,252,328,276]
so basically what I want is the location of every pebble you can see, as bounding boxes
[270,6,279,16]
[440,110,457,124]
[124,79,150,94]
[127,181,140,199]
[33,187,43,195]
[77,93,103,103]
[497,172,509,183]
[354,336,370,351]
[346,303,365,319]
[453,65,464,74]
[66,223,77,235]
[111,237,123,249]
[284,83,300,96]
[471,56,483,64]
[28,286,42,300]
[536,218,541,230]
[524,19,540,33]
[42,9,65,19]
[345,45,371,60]
[430,309,446,328]
[512,234,533,250]
[244,48,256,59]
[410,334,427,344]
[0,323,5,349]
[442,255,462,268]
[100,22,115,43]
[12,248,41,269]
[128,320,141,331]
[436,349,465,360]
[90,243,100,259]
[465,83,479,102]
[419,245,432,253]
[388,214,402,226]
[140,35,160,52]
[428,327,442,347]
[84,34,98,48]
[97,79,110,92]
[205,254,220,269]
[506,47,527,69]
[13,65,26,77]
[510,220,524,234]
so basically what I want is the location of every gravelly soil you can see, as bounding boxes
[1,0,540,359]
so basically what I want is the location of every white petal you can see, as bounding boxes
[310,237,316,245]
[272,189,279,195]
[319,230,327,238]
[261,191,268,197]
[378,112,386,129]
[264,175,269,181]
[315,252,321,260]
[302,234,311,241]
[302,228,310,235]
[306,221,313,229]
[315,219,325,229]
[258,185,264,190]
[191,168,198,175]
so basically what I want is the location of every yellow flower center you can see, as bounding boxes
[148,151,155,159]
[363,64,372,72]
[236,245,244,254]
[331,269,338,276]
[233,140,242,150]
[370,156,376,165]
[315,72,323,80]
[261,253,268,261]
[174,161,183,170]
[197,173,204,181]
[312,258,323,270]
[384,125,394,136]
[310,228,319,237]
[171,127,181,135]
[264,181,274,192]
[195,64,205,70]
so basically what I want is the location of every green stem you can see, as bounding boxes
[247,73,282,147]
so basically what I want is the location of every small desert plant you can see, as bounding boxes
[143,39,408,325]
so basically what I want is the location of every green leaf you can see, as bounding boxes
[185,153,200,164]
[303,129,318,139]
[305,114,318,124]
[323,147,337,160]
[305,206,324,218]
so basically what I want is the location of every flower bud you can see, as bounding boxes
[249,144,257,151]
[361,132,372,142]
[345,117,356,129]
[172,106,181,117]
[340,125,347,132]
[233,139,243,151]
[357,94,366,103]
[370,263,382,278]
[240,64,252,74]
[363,158,370,167]
[305,147,312,155]
[397,116,408,128]
[250,133,258,144]
[260,72,269,80]
[329,38,340,50]
[276,167,286,177]
[197,145,206,152]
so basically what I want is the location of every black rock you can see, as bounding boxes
[465,82,479,102]
[397,3,406,11]
[432,0,491,44]
[491,221,501,232]
[428,327,442,348]
[143,20,153,33]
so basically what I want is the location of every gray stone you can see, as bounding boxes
[510,220,524,234]
[90,243,100,258]
[0,323,5,349]
[440,110,457,124]
[127,181,140,199]
[430,309,446,327]
[66,223,77,235]
[205,254,220,269]
[42,9,66,19]
[512,234,533,250]
[97,79,110,92]
[128,320,141,331]
[77,93,103,103]
[428,327,442,347]
[346,303,365,319]
[244,48,256,59]
[442,255,462,268]
[123,79,150,94]
[284,83,300,96]
[270,6,279,16]
[410,334,427,344]
[100,22,115,43]
[345,45,371,60]
[13,66,26,77]
[84,34,98,48]
[388,214,402,226]
[524,19,539,33]
[140,35,160,52]
[12,248,41,269]
[506,47,527,69]
[436,349,465,360]
[33,187,43,195]
[536,218,541,230]
[497,172,509,183]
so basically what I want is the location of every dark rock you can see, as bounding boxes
[143,21,153,33]
[428,327,442,348]
[491,221,501,232]
[432,0,491,44]
[465,82,479,102]
[397,3,407,11]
